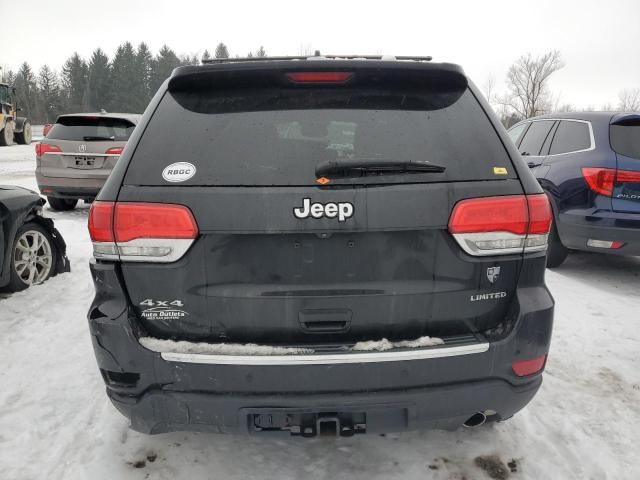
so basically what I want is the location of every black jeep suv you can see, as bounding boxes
[87,55,554,436]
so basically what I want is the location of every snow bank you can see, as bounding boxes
[139,337,314,355]
[352,336,445,351]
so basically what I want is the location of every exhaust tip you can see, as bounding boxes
[463,412,487,428]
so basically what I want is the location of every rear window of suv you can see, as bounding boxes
[610,119,640,159]
[48,116,135,141]
[125,86,515,186]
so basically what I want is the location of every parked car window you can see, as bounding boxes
[549,121,591,155]
[47,116,136,142]
[517,120,555,156]
[610,120,640,159]
[507,123,528,145]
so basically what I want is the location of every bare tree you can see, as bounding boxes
[618,88,640,111]
[482,75,496,104]
[499,51,564,118]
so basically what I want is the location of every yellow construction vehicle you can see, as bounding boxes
[0,82,32,146]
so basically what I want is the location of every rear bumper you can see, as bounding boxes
[36,172,105,200]
[108,376,542,435]
[558,208,640,256]
[88,261,554,435]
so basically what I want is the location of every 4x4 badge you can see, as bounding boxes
[487,266,501,283]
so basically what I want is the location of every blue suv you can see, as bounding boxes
[508,112,640,267]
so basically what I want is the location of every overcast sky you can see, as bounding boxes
[1,0,639,108]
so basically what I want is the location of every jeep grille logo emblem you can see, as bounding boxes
[294,198,354,222]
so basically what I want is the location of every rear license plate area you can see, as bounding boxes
[242,406,408,437]
[73,156,100,168]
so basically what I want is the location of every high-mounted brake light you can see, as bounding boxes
[286,72,353,83]
[88,201,199,262]
[448,194,551,256]
[35,143,62,156]
[105,146,124,155]
[512,354,547,377]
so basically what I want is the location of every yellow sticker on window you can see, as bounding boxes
[493,167,508,175]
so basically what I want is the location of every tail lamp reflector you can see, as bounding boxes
[512,354,547,377]
[582,167,640,197]
[88,201,198,262]
[35,143,62,156]
[448,194,552,256]
[105,146,124,155]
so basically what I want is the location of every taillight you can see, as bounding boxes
[582,167,640,196]
[582,167,615,196]
[448,194,551,256]
[286,71,353,83]
[615,169,640,183]
[35,143,62,157]
[512,354,547,377]
[88,201,199,262]
[105,146,124,155]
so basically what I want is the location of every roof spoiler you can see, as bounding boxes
[168,60,467,94]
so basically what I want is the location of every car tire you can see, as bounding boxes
[6,222,57,292]
[47,197,78,211]
[0,123,14,146]
[15,122,32,144]
[546,220,569,268]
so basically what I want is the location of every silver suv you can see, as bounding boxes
[35,112,140,210]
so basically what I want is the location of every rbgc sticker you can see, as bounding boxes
[162,162,196,182]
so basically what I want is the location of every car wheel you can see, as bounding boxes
[15,122,32,144]
[47,196,78,211]
[0,123,14,146]
[7,222,57,291]
[546,220,569,268]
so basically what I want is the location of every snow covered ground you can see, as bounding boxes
[1,143,639,480]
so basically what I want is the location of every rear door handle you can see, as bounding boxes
[528,161,542,168]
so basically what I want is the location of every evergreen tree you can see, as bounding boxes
[179,54,199,66]
[109,42,139,112]
[134,42,153,109]
[14,62,39,121]
[215,42,229,58]
[37,65,62,123]
[256,46,267,57]
[62,53,89,112]
[150,45,181,94]
[1,68,15,83]
[87,48,111,111]
[202,49,211,63]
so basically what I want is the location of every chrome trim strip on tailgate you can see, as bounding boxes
[157,343,490,365]
[42,152,120,157]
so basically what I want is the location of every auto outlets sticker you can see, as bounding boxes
[139,299,188,320]
[162,162,196,183]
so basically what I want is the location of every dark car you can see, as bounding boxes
[0,185,70,291]
[87,55,554,436]
[508,112,640,267]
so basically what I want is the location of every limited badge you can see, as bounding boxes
[493,167,508,175]
[162,162,196,183]
[487,266,501,284]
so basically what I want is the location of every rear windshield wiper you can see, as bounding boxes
[315,158,446,179]
[83,135,115,141]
